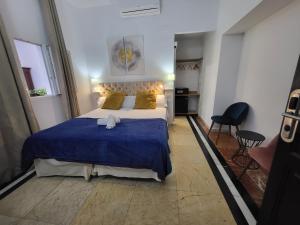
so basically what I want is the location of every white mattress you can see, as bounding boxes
[35,107,168,181]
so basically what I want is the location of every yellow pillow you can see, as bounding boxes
[134,91,156,109]
[102,92,125,110]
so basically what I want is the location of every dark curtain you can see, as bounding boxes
[40,0,80,118]
[0,16,39,185]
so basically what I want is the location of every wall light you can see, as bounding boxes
[92,86,103,93]
[167,73,175,81]
[90,77,101,84]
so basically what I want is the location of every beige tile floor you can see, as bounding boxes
[0,117,236,225]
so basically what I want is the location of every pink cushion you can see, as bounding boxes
[248,135,279,173]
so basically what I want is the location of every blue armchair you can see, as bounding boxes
[208,102,249,143]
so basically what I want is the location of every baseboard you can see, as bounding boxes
[0,170,36,199]
[187,116,257,225]
[197,115,209,131]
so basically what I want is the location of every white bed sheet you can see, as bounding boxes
[79,107,167,120]
[35,107,168,181]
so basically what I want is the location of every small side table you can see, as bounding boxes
[232,130,265,169]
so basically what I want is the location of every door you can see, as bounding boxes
[258,56,300,225]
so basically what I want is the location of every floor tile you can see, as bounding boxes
[91,176,137,186]
[15,219,56,225]
[0,214,19,225]
[171,133,199,147]
[26,179,94,225]
[0,177,63,217]
[178,191,236,225]
[172,145,206,164]
[134,168,177,191]
[176,162,222,195]
[124,187,179,225]
[1,117,237,225]
[71,183,134,225]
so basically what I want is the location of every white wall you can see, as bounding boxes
[198,31,221,123]
[14,40,52,94]
[235,0,300,140]
[0,0,67,129]
[56,0,219,111]
[83,0,218,82]
[176,38,204,60]
[55,0,93,114]
[198,0,263,124]
[213,34,244,115]
[0,0,49,44]
[30,95,67,129]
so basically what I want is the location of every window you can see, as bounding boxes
[14,39,60,96]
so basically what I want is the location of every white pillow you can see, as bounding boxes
[122,96,136,109]
[97,96,106,108]
[156,95,167,108]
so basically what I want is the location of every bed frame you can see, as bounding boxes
[35,80,168,181]
[97,80,164,96]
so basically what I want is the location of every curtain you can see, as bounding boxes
[40,0,80,118]
[0,16,39,185]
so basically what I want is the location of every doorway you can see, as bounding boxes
[174,33,203,116]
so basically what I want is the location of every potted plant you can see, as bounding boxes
[30,88,47,97]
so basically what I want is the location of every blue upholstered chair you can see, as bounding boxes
[208,102,249,143]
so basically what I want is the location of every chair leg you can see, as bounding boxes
[216,124,222,144]
[238,159,254,180]
[208,121,215,136]
[228,125,231,136]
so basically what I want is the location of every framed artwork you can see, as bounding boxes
[108,35,145,75]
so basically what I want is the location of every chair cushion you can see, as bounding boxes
[211,115,233,125]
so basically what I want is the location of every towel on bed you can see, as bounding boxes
[97,115,120,129]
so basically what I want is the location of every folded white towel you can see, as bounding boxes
[97,118,107,125]
[97,115,120,129]
[111,115,120,123]
[106,115,116,129]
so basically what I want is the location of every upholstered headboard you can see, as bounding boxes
[97,80,164,96]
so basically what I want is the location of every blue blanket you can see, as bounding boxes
[22,118,172,180]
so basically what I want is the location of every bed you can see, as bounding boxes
[22,81,172,182]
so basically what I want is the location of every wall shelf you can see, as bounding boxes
[176,58,203,63]
[175,91,200,97]
[175,111,198,116]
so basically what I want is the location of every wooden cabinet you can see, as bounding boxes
[175,91,200,115]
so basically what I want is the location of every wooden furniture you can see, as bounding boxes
[22,67,34,90]
[175,57,202,116]
[175,91,200,115]
[208,102,249,144]
[238,135,278,179]
[231,130,265,179]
